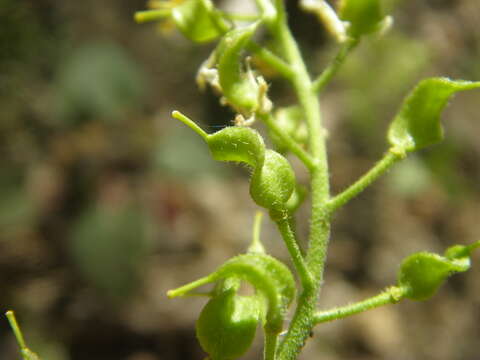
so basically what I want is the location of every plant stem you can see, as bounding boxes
[270,4,332,359]
[258,112,316,171]
[134,9,171,23]
[273,212,313,288]
[172,111,209,142]
[312,38,359,93]
[313,286,409,324]
[327,149,404,214]
[6,311,27,349]
[167,275,214,298]
[264,330,279,360]
[248,42,294,80]
[248,211,266,253]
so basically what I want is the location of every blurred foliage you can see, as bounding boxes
[55,42,145,123]
[0,1,479,360]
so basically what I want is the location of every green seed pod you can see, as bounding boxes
[196,289,261,360]
[217,24,260,114]
[207,126,265,167]
[168,253,296,334]
[339,0,385,37]
[172,111,296,211]
[250,150,295,211]
[397,252,470,301]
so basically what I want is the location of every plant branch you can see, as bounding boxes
[313,286,409,324]
[258,112,316,171]
[327,149,404,213]
[312,38,359,93]
[273,211,314,289]
[248,42,294,80]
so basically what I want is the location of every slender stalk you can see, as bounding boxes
[167,275,214,298]
[5,311,41,360]
[248,42,294,80]
[264,331,279,360]
[172,111,209,142]
[327,150,403,214]
[273,212,313,288]
[248,211,266,253]
[134,9,171,23]
[6,311,27,349]
[313,286,409,324]
[312,38,359,93]
[258,112,316,171]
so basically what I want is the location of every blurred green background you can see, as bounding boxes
[1,1,479,359]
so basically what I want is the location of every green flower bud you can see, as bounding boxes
[196,289,261,360]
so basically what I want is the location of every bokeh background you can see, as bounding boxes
[1,0,480,359]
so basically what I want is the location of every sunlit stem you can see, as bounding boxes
[258,112,316,171]
[312,37,359,93]
[327,149,404,213]
[248,211,266,253]
[172,111,209,142]
[313,286,409,324]
[272,210,314,289]
[219,11,261,22]
[134,9,171,23]
[167,275,215,298]
[467,240,480,252]
[254,0,277,24]
[247,43,294,80]
[6,311,27,350]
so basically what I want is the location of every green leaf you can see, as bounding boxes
[168,253,296,333]
[398,241,479,300]
[196,288,261,360]
[172,0,229,43]
[339,0,385,37]
[388,78,480,153]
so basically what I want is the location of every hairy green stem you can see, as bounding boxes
[313,286,409,324]
[327,150,403,213]
[248,42,294,80]
[312,38,359,93]
[258,112,316,171]
[270,3,332,359]
[273,212,313,289]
